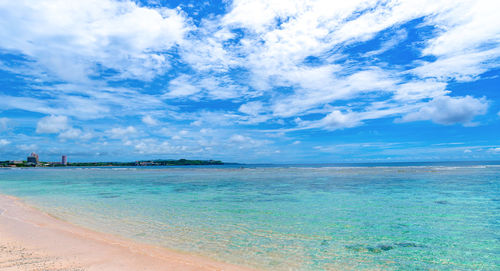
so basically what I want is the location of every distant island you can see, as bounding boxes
[0,159,230,167]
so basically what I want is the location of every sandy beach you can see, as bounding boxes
[0,194,255,271]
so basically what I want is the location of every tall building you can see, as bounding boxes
[62,155,67,165]
[27,152,39,164]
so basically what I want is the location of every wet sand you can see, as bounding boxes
[0,194,255,271]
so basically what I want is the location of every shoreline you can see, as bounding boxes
[0,194,256,271]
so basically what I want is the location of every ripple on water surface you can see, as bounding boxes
[0,165,498,270]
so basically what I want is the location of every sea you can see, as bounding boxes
[0,162,499,270]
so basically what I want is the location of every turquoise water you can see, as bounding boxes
[0,165,498,270]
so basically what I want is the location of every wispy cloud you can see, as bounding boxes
[0,118,8,131]
[0,0,499,161]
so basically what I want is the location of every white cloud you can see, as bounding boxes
[422,0,500,58]
[0,83,171,121]
[229,134,249,143]
[134,139,190,154]
[393,80,447,102]
[271,68,397,118]
[179,24,238,73]
[217,0,443,88]
[299,110,363,131]
[410,0,500,81]
[237,101,272,124]
[107,126,137,139]
[58,128,82,140]
[0,94,110,120]
[399,95,488,125]
[239,101,264,116]
[168,130,191,140]
[411,48,500,82]
[36,115,69,133]
[58,128,94,140]
[0,139,10,146]
[142,115,158,126]
[229,134,270,148]
[189,111,241,127]
[363,29,408,57]
[0,0,498,141]
[177,0,498,131]
[0,0,190,81]
[18,144,37,152]
[314,142,399,153]
[165,74,247,100]
[165,75,201,98]
[198,77,244,100]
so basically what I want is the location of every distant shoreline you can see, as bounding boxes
[1,159,240,168]
[2,160,499,169]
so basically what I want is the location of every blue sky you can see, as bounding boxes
[0,0,499,163]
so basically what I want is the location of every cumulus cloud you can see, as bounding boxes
[107,126,137,139]
[165,75,201,98]
[229,134,249,143]
[0,139,10,146]
[399,95,488,125]
[298,110,363,131]
[179,0,497,130]
[142,115,158,126]
[0,0,190,81]
[36,115,69,133]
[0,0,499,161]
[239,101,264,116]
[2,0,498,133]
[58,128,82,140]
[236,101,272,124]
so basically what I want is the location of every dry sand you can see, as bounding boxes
[0,194,256,271]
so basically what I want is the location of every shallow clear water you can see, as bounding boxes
[0,165,499,270]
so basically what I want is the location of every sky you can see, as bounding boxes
[0,0,499,163]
